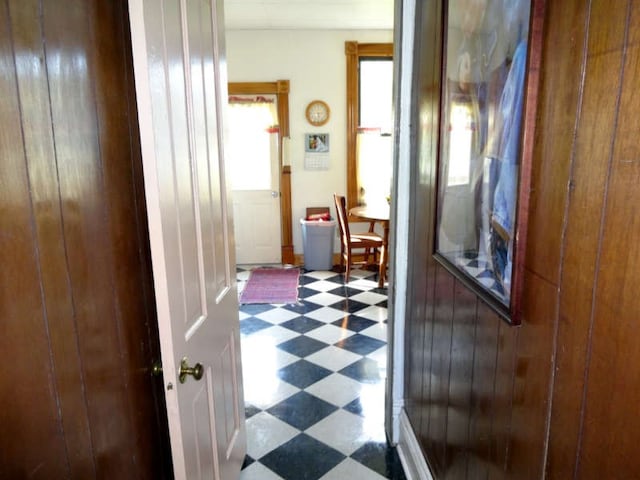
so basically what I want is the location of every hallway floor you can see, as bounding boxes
[237,266,406,480]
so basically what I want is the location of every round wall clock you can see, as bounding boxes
[305,100,330,126]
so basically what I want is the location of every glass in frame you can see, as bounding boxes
[435,0,537,323]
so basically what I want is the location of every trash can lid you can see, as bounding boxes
[300,218,335,225]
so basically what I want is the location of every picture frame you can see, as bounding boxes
[305,133,330,153]
[433,0,544,324]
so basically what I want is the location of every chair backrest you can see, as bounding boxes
[333,194,351,246]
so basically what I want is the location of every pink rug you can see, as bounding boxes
[239,268,300,304]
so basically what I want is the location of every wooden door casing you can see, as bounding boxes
[0,1,172,477]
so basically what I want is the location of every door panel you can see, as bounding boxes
[128,0,246,478]
[233,189,282,264]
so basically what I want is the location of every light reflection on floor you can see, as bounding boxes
[237,266,406,480]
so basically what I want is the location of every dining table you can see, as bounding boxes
[349,203,390,288]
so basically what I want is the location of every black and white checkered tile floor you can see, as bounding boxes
[237,266,406,480]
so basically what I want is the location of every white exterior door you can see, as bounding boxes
[128,0,246,479]
[229,118,282,265]
[232,190,281,264]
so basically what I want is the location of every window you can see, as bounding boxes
[345,42,393,210]
[357,59,394,208]
[226,96,278,190]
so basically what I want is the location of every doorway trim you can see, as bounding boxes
[228,80,293,264]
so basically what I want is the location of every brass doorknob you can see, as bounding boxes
[151,361,163,377]
[179,358,204,384]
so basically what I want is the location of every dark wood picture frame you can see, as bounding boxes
[433,0,544,325]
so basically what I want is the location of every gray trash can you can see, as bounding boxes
[300,218,336,270]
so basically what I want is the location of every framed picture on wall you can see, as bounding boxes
[433,0,544,324]
[305,133,330,153]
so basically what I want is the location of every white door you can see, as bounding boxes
[228,108,281,265]
[128,0,245,479]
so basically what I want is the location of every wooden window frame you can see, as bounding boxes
[345,41,393,211]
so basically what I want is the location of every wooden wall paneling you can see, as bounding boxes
[578,4,640,476]
[404,163,435,448]
[546,1,628,477]
[417,258,437,454]
[444,283,477,479]
[525,0,587,284]
[416,29,442,431]
[0,5,70,477]
[403,190,427,426]
[90,1,167,477]
[505,1,588,476]
[420,0,439,453]
[487,318,517,480]
[405,0,442,465]
[466,303,500,479]
[404,270,426,426]
[42,0,134,474]
[404,151,430,432]
[405,31,435,435]
[417,264,436,449]
[7,0,97,476]
[427,264,455,477]
[1,0,171,476]
[404,76,432,432]
[506,271,556,480]
[404,155,429,428]
[120,2,173,474]
[405,0,640,478]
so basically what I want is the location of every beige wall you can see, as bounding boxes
[225,29,393,254]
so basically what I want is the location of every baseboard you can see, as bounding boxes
[397,410,434,480]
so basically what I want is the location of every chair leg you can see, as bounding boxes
[363,221,376,264]
[377,245,386,288]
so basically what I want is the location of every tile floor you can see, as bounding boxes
[237,266,406,480]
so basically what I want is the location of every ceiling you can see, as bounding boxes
[223,0,395,30]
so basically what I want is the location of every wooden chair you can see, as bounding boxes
[333,194,384,283]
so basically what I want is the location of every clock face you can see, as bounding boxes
[306,100,330,126]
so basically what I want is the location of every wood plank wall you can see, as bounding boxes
[0,0,172,477]
[404,1,640,478]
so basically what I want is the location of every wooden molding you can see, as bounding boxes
[276,79,289,94]
[345,42,393,210]
[228,82,278,95]
[281,165,294,264]
[345,40,358,55]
